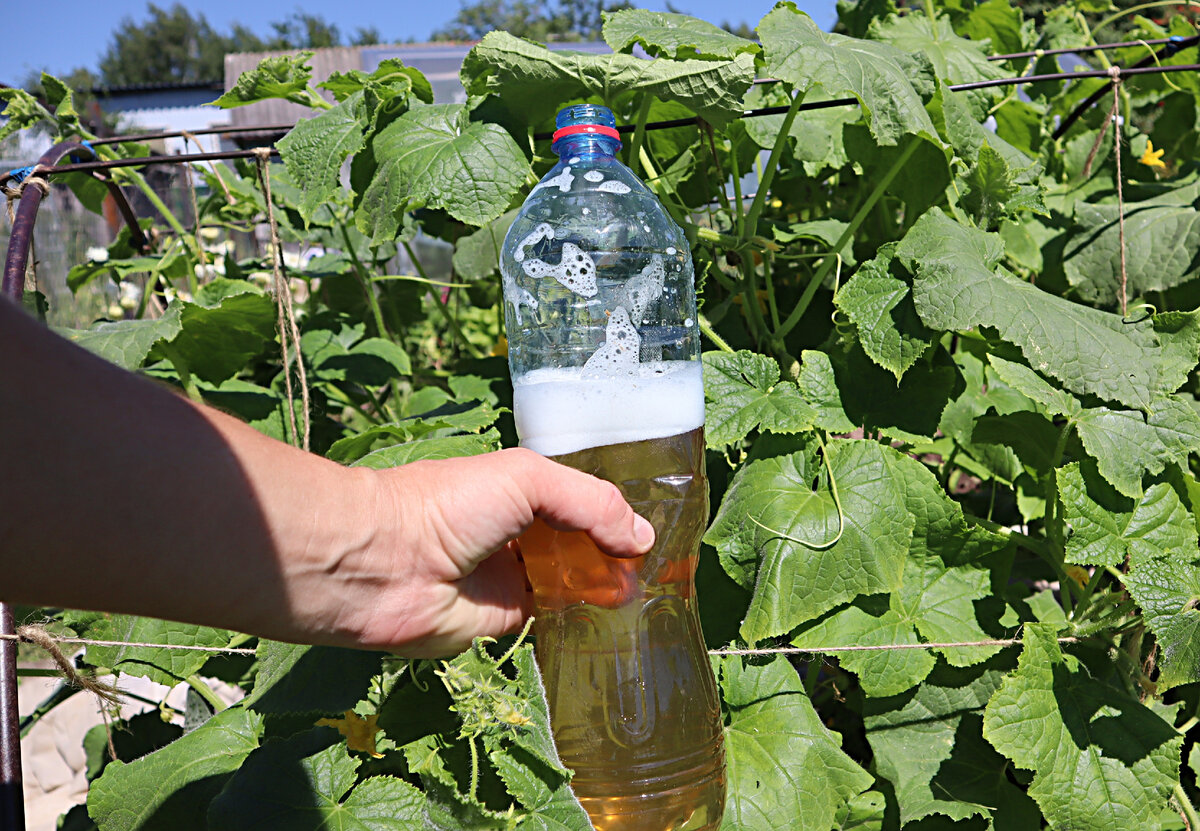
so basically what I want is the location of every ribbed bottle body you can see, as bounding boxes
[503,105,725,831]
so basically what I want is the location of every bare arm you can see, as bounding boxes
[0,298,653,657]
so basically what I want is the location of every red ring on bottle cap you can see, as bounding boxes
[551,124,621,142]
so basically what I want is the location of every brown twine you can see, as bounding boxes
[252,148,311,451]
[15,626,123,707]
[1082,66,1129,316]
[1,631,256,655]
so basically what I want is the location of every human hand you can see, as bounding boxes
[290,448,656,658]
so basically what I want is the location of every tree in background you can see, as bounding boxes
[89,3,378,89]
[431,0,633,41]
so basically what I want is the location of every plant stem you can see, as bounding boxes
[699,314,734,352]
[19,683,80,738]
[776,136,920,341]
[728,132,746,238]
[1176,783,1200,831]
[743,90,806,238]
[468,735,480,802]
[627,92,653,171]
[186,674,225,712]
[339,222,391,340]
[403,241,481,358]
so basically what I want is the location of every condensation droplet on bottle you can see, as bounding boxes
[666,247,676,255]
[583,207,590,215]
[643,224,651,232]
[684,317,694,327]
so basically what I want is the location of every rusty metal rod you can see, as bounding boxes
[21,147,280,177]
[0,604,21,831]
[1,140,97,831]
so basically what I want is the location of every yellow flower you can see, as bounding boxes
[316,710,383,758]
[1065,565,1090,589]
[490,336,508,357]
[1140,138,1167,171]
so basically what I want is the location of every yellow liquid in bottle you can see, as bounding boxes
[521,428,725,831]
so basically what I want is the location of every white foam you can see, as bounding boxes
[513,361,704,456]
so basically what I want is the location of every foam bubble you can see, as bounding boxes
[584,171,604,182]
[514,361,704,456]
[597,180,632,194]
[531,166,575,195]
[522,241,597,297]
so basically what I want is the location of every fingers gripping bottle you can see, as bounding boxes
[502,104,725,831]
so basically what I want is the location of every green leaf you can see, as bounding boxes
[832,791,885,831]
[864,657,1041,828]
[1058,461,1196,567]
[601,9,760,59]
[1074,396,1200,498]
[961,143,1022,227]
[869,13,1005,87]
[88,707,263,831]
[0,87,53,140]
[461,31,756,129]
[352,434,498,468]
[986,355,1082,419]
[60,306,184,370]
[982,624,1183,830]
[900,209,1200,410]
[452,210,517,281]
[485,648,590,830]
[793,600,936,696]
[701,350,815,449]
[719,655,873,831]
[67,614,232,686]
[794,452,1009,694]
[306,328,412,387]
[212,52,321,108]
[798,345,960,443]
[1063,182,1200,308]
[354,104,527,242]
[773,218,856,266]
[960,0,1025,55]
[1123,557,1200,690]
[159,280,277,385]
[833,258,934,381]
[209,728,428,830]
[327,403,501,463]
[277,92,367,226]
[242,641,385,715]
[705,440,914,642]
[758,2,940,147]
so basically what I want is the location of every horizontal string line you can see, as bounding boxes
[709,636,1078,656]
[2,631,256,655]
[5,630,1078,661]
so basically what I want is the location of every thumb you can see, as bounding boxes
[503,448,655,558]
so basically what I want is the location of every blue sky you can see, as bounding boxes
[1,1,837,87]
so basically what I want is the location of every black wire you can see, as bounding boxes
[989,34,1199,62]
[7,60,1200,181]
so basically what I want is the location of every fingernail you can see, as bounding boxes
[634,515,655,550]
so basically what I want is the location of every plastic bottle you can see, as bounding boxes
[501,104,725,831]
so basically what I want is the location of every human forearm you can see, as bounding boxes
[0,297,374,639]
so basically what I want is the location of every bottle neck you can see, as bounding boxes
[552,133,621,161]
